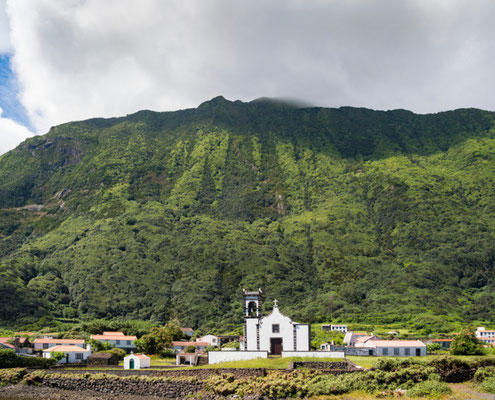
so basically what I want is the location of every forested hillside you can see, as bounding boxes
[1,96,495,332]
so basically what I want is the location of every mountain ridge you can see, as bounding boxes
[1,97,495,332]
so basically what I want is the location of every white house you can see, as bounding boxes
[354,335,379,347]
[172,341,209,352]
[90,331,137,352]
[241,289,310,354]
[197,335,220,347]
[124,353,150,369]
[476,327,495,344]
[42,345,91,363]
[34,338,85,350]
[362,340,427,356]
[322,325,348,333]
[343,331,369,346]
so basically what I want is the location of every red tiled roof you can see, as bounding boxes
[134,353,150,359]
[34,338,84,344]
[355,336,374,343]
[43,345,89,352]
[172,341,208,347]
[0,338,15,349]
[103,331,125,336]
[180,328,194,332]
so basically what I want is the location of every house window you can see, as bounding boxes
[383,348,389,355]
[394,348,400,356]
[75,353,83,360]
[43,343,49,349]
[116,340,121,345]
[405,348,410,356]
[127,340,131,345]
[272,324,280,333]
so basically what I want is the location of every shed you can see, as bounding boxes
[87,352,120,366]
[124,353,150,369]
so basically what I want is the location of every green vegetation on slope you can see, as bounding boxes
[1,96,495,331]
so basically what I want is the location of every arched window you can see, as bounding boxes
[247,301,257,317]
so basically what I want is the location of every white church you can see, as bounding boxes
[240,289,310,354]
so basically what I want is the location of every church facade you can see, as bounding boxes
[241,289,310,354]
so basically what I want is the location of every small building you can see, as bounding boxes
[180,328,194,338]
[343,331,369,346]
[426,339,453,349]
[476,327,495,344]
[322,325,348,333]
[87,352,120,366]
[172,341,209,352]
[197,335,220,346]
[362,340,427,356]
[42,345,91,364]
[0,338,15,349]
[90,332,137,352]
[124,353,150,369]
[176,351,207,366]
[34,338,85,350]
[354,335,379,347]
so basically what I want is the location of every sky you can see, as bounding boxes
[1,0,495,154]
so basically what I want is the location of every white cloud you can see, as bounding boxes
[4,0,495,143]
[0,106,33,154]
[0,0,11,53]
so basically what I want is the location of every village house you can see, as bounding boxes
[0,338,15,349]
[241,289,310,354]
[124,353,150,369]
[322,324,348,333]
[426,338,453,349]
[42,345,91,363]
[343,331,369,346]
[90,331,137,352]
[172,341,209,352]
[197,335,219,346]
[354,335,379,347]
[33,338,85,350]
[476,327,495,344]
[361,340,427,356]
[180,328,194,337]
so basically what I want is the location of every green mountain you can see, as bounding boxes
[1,96,495,332]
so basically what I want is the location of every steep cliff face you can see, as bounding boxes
[1,97,495,330]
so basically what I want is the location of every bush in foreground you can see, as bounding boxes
[0,349,56,368]
[407,380,452,397]
[0,368,28,385]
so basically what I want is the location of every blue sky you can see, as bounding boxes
[0,54,32,130]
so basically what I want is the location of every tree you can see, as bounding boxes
[135,321,183,354]
[450,327,484,355]
[50,351,66,363]
[88,338,114,352]
[426,343,442,353]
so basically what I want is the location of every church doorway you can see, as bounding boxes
[270,338,283,355]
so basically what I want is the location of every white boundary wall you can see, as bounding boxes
[281,351,345,358]
[208,351,268,364]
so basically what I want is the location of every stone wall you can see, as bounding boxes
[41,377,204,398]
[44,368,267,379]
[287,361,356,370]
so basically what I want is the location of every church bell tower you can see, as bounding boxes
[242,288,263,350]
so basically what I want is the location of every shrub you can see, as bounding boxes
[0,349,56,368]
[185,346,197,353]
[450,328,484,355]
[99,348,126,360]
[407,380,452,397]
[481,377,495,394]
[474,366,495,383]
[0,368,27,385]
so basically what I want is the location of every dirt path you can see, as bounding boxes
[450,383,495,399]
